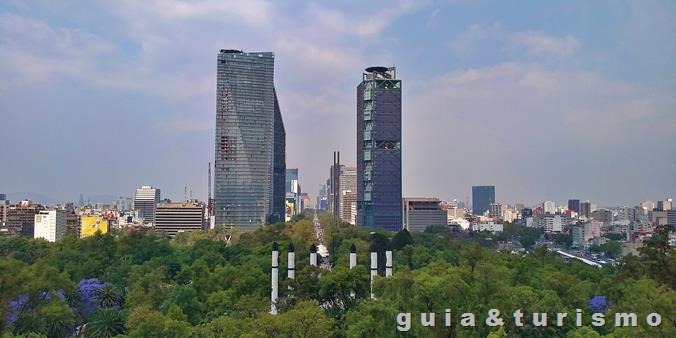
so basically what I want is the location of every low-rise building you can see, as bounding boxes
[472,221,503,233]
[403,198,448,232]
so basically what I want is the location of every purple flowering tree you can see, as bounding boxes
[588,295,609,313]
[4,293,29,327]
[77,278,105,317]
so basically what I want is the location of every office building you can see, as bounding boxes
[489,203,503,218]
[272,90,286,223]
[403,198,447,232]
[568,199,580,213]
[214,49,285,231]
[114,197,134,212]
[580,201,592,219]
[543,201,556,214]
[339,166,357,224]
[657,198,673,211]
[66,212,80,236]
[571,225,583,248]
[34,210,67,242]
[285,169,299,193]
[357,66,402,231]
[641,200,655,211]
[592,209,613,224]
[472,186,495,216]
[155,201,205,237]
[0,194,8,228]
[446,207,465,221]
[285,169,302,222]
[134,185,160,225]
[667,210,676,227]
[2,200,45,237]
[341,191,357,225]
[537,214,564,233]
[328,151,341,222]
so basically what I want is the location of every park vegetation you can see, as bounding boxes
[0,211,674,337]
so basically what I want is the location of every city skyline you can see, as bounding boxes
[1,1,675,206]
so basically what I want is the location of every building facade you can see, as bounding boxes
[339,166,357,224]
[155,201,205,237]
[472,186,495,215]
[1,200,45,237]
[356,66,402,231]
[403,198,447,232]
[543,201,556,214]
[568,199,580,213]
[214,49,285,231]
[134,185,160,225]
[580,201,592,219]
[80,215,109,238]
[34,210,67,242]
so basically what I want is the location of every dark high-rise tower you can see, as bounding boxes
[214,49,285,231]
[472,186,495,215]
[356,66,402,231]
[568,199,581,213]
[271,90,286,224]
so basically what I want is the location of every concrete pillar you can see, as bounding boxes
[350,243,357,298]
[270,242,279,315]
[349,243,357,269]
[385,242,393,277]
[370,243,377,299]
[310,243,317,267]
[288,242,295,280]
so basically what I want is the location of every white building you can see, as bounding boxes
[502,208,519,223]
[34,210,67,242]
[134,185,160,225]
[446,207,465,222]
[449,218,470,230]
[543,201,556,214]
[544,215,563,232]
[472,221,503,233]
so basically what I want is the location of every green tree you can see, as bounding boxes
[391,229,414,251]
[160,285,204,325]
[84,308,125,338]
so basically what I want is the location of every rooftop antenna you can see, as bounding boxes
[184,186,187,200]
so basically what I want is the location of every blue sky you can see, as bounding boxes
[0,0,674,207]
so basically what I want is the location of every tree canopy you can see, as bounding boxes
[0,214,673,337]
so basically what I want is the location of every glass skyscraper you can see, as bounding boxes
[214,49,285,231]
[356,66,402,231]
[472,185,495,215]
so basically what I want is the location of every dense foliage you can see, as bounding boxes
[0,215,674,337]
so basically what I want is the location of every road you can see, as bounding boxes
[313,211,331,270]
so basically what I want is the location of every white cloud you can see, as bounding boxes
[511,31,578,58]
[451,23,578,60]
[305,0,429,39]
[0,13,116,87]
[118,0,271,26]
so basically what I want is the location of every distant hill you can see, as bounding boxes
[5,193,121,205]
[6,192,58,204]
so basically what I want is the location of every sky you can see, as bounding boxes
[0,0,675,207]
